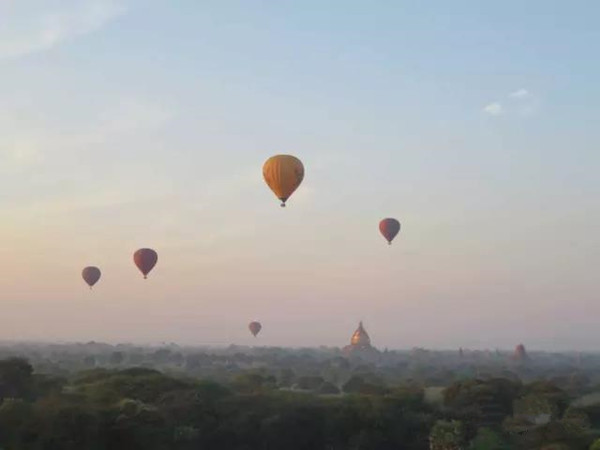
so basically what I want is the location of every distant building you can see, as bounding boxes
[343,321,380,361]
[512,344,529,362]
[350,321,371,349]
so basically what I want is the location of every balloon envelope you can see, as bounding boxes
[133,248,158,279]
[82,266,101,288]
[379,218,401,244]
[249,321,262,337]
[263,155,304,207]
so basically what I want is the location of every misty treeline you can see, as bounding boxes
[2,344,600,448]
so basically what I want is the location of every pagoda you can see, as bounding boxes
[512,344,529,362]
[343,321,379,360]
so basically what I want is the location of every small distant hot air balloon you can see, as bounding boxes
[82,266,101,289]
[263,154,304,207]
[133,248,158,279]
[249,321,262,337]
[379,218,401,245]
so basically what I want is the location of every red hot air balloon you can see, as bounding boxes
[249,321,262,337]
[379,218,401,245]
[133,248,158,279]
[82,266,101,289]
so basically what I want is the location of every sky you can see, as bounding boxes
[0,0,598,351]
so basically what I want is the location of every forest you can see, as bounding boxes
[1,343,600,449]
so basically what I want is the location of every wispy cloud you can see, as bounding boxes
[0,97,260,249]
[0,137,45,168]
[509,88,539,117]
[482,102,503,116]
[0,97,173,172]
[482,88,537,117]
[509,88,530,99]
[0,0,127,60]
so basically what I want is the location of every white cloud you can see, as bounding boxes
[509,89,530,99]
[481,89,539,117]
[482,102,503,116]
[0,0,127,60]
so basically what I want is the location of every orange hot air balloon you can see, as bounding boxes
[262,154,304,207]
[249,321,262,337]
[133,248,158,279]
[82,266,101,289]
[379,218,401,245]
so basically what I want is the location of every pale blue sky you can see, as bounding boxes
[0,0,598,350]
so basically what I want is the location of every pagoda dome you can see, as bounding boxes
[513,343,528,361]
[351,321,371,347]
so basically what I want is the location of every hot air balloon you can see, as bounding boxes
[263,154,304,207]
[133,248,158,279]
[82,266,101,289]
[249,321,262,337]
[379,218,401,245]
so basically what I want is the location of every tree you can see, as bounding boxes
[31,396,104,450]
[468,428,510,450]
[278,368,295,387]
[82,356,96,368]
[318,381,340,395]
[296,376,324,391]
[430,420,466,450]
[32,374,66,398]
[77,369,192,404]
[513,394,558,421]
[444,378,521,431]
[342,375,387,395]
[260,404,326,449]
[232,373,276,394]
[523,381,569,417]
[0,358,33,400]
[342,375,365,394]
[0,399,34,448]
[562,407,591,433]
[109,352,124,365]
